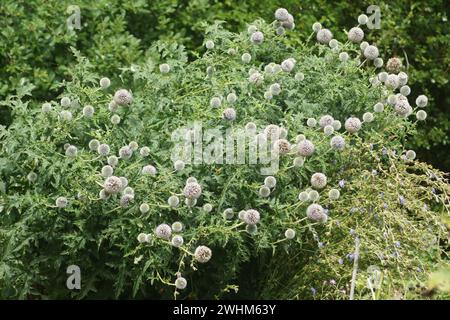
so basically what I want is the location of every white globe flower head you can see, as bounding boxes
[82,105,94,118]
[298,191,309,202]
[119,194,134,208]
[41,102,52,113]
[307,118,317,127]
[174,160,185,171]
[264,91,273,100]
[358,14,369,25]
[324,125,334,136]
[285,228,296,240]
[243,209,260,225]
[245,122,257,132]
[59,110,72,121]
[400,85,411,96]
[329,188,340,200]
[65,145,78,157]
[387,94,398,105]
[330,135,345,150]
[364,45,379,60]
[113,89,133,106]
[175,277,187,290]
[269,83,281,95]
[210,96,222,108]
[311,172,327,189]
[139,203,150,214]
[142,165,157,176]
[60,97,71,107]
[374,58,384,68]
[273,139,291,155]
[223,208,234,220]
[312,22,322,32]
[95,143,110,156]
[264,124,281,140]
[120,177,129,189]
[183,182,202,199]
[386,57,403,74]
[264,176,277,189]
[246,224,258,235]
[226,92,237,104]
[250,31,264,44]
[259,186,271,198]
[306,204,327,223]
[276,26,285,36]
[296,134,306,143]
[416,95,428,108]
[241,52,252,64]
[203,203,213,213]
[362,112,374,123]
[171,235,184,248]
[394,99,412,117]
[205,40,215,50]
[295,72,305,81]
[223,108,237,121]
[99,189,110,200]
[194,245,212,263]
[345,117,362,133]
[281,58,295,72]
[308,190,320,202]
[339,52,349,62]
[293,156,305,167]
[104,176,122,194]
[405,150,416,160]
[385,74,400,89]
[123,186,134,196]
[128,141,139,151]
[275,8,289,21]
[119,146,133,159]
[247,25,258,34]
[329,39,339,49]
[319,115,334,128]
[348,27,364,43]
[101,165,113,177]
[227,48,236,55]
[27,172,37,183]
[172,221,183,233]
[137,233,148,244]
[317,28,333,44]
[108,100,118,113]
[332,120,342,130]
[378,72,388,83]
[398,72,408,86]
[360,41,369,51]
[249,72,264,85]
[107,155,119,167]
[297,139,315,157]
[56,196,68,208]
[416,110,427,121]
[185,198,197,208]
[159,63,171,74]
[155,223,172,240]
[99,77,111,89]
[140,146,150,157]
[168,195,180,208]
[111,114,121,125]
[186,177,198,184]
[373,102,384,113]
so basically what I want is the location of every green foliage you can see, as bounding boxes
[0,16,448,299]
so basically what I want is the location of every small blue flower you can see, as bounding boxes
[339,179,346,188]
[399,196,405,206]
[338,258,344,265]
[347,253,354,261]
[423,204,428,210]
[383,203,388,209]
[395,241,401,248]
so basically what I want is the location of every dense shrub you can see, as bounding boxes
[0,11,448,299]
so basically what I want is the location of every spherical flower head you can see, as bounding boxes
[168,195,180,208]
[171,235,184,247]
[297,139,315,157]
[358,14,369,25]
[416,110,427,121]
[119,146,133,160]
[373,102,384,113]
[210,96,222,108]
[247,25,258,34]
[223,108,237,121]
[123,186,134,196]
[306,204,327,223]
[329,188,340,200]
[398,72,408,86]
[385,74,399,89]
[59,110,72,121]
[223,208,234,220]
[203,203,213,213]
[241,52,252,64]
[226,92,238,104]
[250,31,264,44]
[405,150,416,160]
[140,203,150,214]
[281,58,295,72]
[259,186,271,198]
[243,209,260,225]
[264,124,281,140]
[362,112,374,123]
[137,233,147,244]
[332,120,342,130]
[270,83,281,96]
[312,22,322,32]
[386,57,402,74]
[159,63,171,74]
[108,100,118,113]
[140,146,150,157]
[364,45,379,60]
[27,171,37,183]
[246,224,258,235]
[105,156,118,168]
[101,165,113,177]
[186,177,198,184]
[345,117,362,133]
[348,27,364,43]
[175,277,187,290]
[416,95,428,108]
[183,182,202,199]
[194,245,212,263]
[295,72,305,81]
[273,139,291,155]
[60,97,71,107]
[275,8,289,21]
[111,114,121,125]
[120,176,128,189]
[99,77,111,89]
[319,115,334,128]
[142,165,157,176]
[185,198,197,207]
[56,196,68,208]
[249,72,264,85]
[282,14,295,30]
[307,118,317,127]
[360,41,369,51]
[378,72,388,83]
[330,135,345,150]
[99,189,109,200]
[394,99,412,117]
[205,40,215,50]
[172,221,183,233]
[155,223,172,240]
[65,145,78,157]
[387,94,398,105]
[264,91,273,100]
[311,172,327,189]
[400,85,411,96]
[174,160,185,171]
[264,176,277,188]
[329,39,339,49]
[293,156,305,167]
[298,191,309,202]
[42,102,52,113]
[285,228,296,240]
[276,26,285,36]
[339,52,349,62]
[323,125,334,136]
[104,176,122,194]
[308,190,320,202]
[113,89,133,106]
[82,105,94,118]
[317,28,333,44]
[94,144,109,156]
[119,194,134,208]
